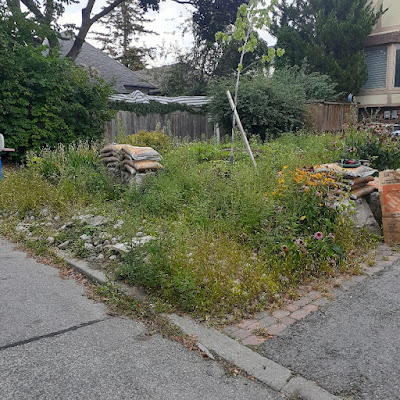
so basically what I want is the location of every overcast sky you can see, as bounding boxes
[59,0,276,68]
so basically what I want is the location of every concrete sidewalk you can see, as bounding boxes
[0,238,280,400]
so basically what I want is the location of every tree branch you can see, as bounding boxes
[20,0,45,21]
[89,0,126,25]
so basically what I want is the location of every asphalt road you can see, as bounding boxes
[0,238,280,400]
[261,258,400,400]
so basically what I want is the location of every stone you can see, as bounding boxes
[40,208,49,217]
[47,237,55,245]
[366,191,382,225]
[352,198,381,235]
[87,215,107,227]
[131,235,156,247]
[111,237,118,244]
[80,234,92,242]
[109,255,117,260]
[103,240,110,246]
[97,254,104,260]
[136,232,146,237]
[15,225,26,232]
[58,240,70,250]
[110,243,129,253]
[53,215,60,221]
[84,243,94,250]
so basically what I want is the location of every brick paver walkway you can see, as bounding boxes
[222,243,400,347]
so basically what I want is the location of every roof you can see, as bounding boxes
[134,64,178,89]
[109,90,210,107]
[59,37,156,94]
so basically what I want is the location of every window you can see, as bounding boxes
[395,45,400,87]
[362,46,388,90]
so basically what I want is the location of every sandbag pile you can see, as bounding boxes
[314,163,379,199]
[100,144,163,184]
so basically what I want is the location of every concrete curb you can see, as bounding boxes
[167,314,339,400]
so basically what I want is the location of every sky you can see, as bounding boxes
[58,0,276,68]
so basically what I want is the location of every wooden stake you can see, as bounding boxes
[226,90,257,169]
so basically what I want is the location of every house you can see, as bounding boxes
[59,37,156,95]
[358,0,400,117]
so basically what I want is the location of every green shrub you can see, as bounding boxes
[342,128,400,171]
[208,67,338,141]
[0,13,115,159]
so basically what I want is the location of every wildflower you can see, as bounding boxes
[328,259,336,267]
[300,216,306,221]
[296,238,305,247]
[347,146,356,153]
[314,232,323,240]
[349,249,355,257]
[329,233,336,239]
[302,185,310,191]
[275,206,282,213]
[316,191,322,197]
[281,244,289,254]
[300,247,308,255]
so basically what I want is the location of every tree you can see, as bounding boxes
[91,0,155,70]
[5,0,160,60]
[0,10,114,158]
[271,0,385,95]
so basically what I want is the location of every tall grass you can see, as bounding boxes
[0,133,375,316]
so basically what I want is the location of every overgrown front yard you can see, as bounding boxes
[0,131,380,318]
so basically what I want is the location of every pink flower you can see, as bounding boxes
[329,233,336,239]
[296,238,305,247]
[314,232,323,240]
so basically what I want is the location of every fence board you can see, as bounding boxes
[305,101,351,132]
[104,110,216,142]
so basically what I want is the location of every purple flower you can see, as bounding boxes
[296,238,305,247]
[328,233,336,239]
[314,232,324,240]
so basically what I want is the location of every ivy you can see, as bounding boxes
[109,100,207,116]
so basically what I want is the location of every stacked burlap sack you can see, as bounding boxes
[314,163,379,199]
[100,144,163,182]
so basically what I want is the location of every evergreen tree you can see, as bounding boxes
[92,0,155,70]
[271,0,385,95]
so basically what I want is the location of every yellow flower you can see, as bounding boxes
[300,216,306,220]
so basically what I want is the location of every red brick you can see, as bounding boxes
[280,316,296,326]
[231,329,252,340]
[304,304,318,312]
[242,335,265,346]
[286,303,300,312]
[290,308,311,320]
[258,316,277,327]
[306,291,322,300]
[292,297,312,308]
[272,310,290,319]
[238,319,257,329]
[267,324,287,335]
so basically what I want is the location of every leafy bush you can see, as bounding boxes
[121,130,172,154]
[0,13,115,159]
[342,127,400,171]
[208,67,338,140]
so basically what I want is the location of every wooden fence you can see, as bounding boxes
[305,101,351,132]
[104,110,217,142]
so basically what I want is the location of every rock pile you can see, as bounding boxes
[100,144,163,185]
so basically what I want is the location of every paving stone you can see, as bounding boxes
[231,329,252,340]
[306,291,322,300]
[254,311,273,320]
[272,310,290,319]
[292,297,312,308]
[280,316,296,326]
[286,303,299,312]
[238,319,257,329]
[223,326,240,336]
[313,297,330,307]
[388,254,400,262]
[242,335,265,346]
[290,308,311,320]
[304,304,318,312]
[258,316,277,327]
[267,324,287,336]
